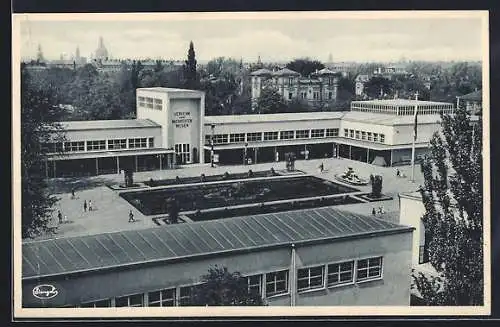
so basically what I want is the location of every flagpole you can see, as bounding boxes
[411,92,418,182]
[290,244,296,306]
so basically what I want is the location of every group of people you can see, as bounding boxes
[372,206,385,216]
[83,200,93,212]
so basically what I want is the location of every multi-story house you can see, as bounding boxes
[251,68,340,109]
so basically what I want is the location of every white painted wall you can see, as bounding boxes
[136,89,169,148]
[340,120,395,144]
[399,194,426,266]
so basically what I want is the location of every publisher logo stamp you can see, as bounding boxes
[32,284,59,300]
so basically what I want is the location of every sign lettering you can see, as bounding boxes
[172,111,192,128]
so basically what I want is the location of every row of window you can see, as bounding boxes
[138,96,163,110]
[73,257,382,308]
[292,91,333,101]
[351,104,454,116]
[205,129,340,145]
[43,137,155,153]
[343,129,385,144]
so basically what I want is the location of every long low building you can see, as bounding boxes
[22,207,414,307]
[42,87,471,178]
[203,99,458,167]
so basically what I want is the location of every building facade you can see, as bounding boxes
[22,207,414,308]
[204,99,457,168]
[250,68,340,109]
[43,88,205,178]
[456,89,482,115]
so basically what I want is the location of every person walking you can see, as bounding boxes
[372,207,376,216]
[319,162,324,173]
[57,210,63,224]
[83,200,87,212]
[128,210,135,223]
[71,188,75,199]
[88,200,93,212]
[396,169,400,177]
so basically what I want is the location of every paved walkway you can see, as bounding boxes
[32,158,424,242]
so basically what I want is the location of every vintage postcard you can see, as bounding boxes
[12,11,490,318]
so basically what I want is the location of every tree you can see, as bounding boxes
[183,41,199,90]
[412,105,483,305]
[255,88,287,114]
[286,58,325,77]
[191,265,265,306]
[363,76,394,99]
[21,65,66,238]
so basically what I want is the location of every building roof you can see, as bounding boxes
[314,68,337,75]
[355,74,370,82]
[341,111,445,126]
[137,87,204,95]
[352,99,454,107]
[61,119,161,131]
[22,207,412,279]
[458,89,482,102]
[250,68,273,76]
[272,68,301,76]
[204,112,344,124]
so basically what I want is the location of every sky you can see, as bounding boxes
[16,12,486,63]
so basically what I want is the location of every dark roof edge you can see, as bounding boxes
[22,226,413,282]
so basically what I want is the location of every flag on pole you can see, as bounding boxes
[413,92,419,141]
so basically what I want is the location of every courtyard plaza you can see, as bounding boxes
[33,157,425,241]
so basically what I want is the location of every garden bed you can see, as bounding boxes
[120,176,360,216]
[185,195,365,221]
[357,193,393,202]
[143,169,300,187]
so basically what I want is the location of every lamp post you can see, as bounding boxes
[210,124,215,168]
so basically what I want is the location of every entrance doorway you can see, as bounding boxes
[175,144,191,164]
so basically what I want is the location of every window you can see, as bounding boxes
[247,274,262,296]
[356,257,383,281]
[230,133,245,143]
[280,130,295,140]
[301,92,307,99]
[175,144,191,164]
[295,130,310,139]
[80,299,111,308]
[148,137,154,148]
[329,92,333,100]
[355,131,360,139]
[326,128,339,137]
[264,131,279,141]
[297,266,324,292]
[313,91,319,100]
[419,245,429,264]
[349,130,354,138]
[148,288,176,307]
[212,134,228,145]
[86,140,106,151]
[288,92,293,100]
[129,138,148,149]
[265,270,288,297]
[379,134,385,143]
[367,132,372,141]
[310,129,325,138]
[247,132,262,142]
[64,141,85,152]
[288,77,294,86]
[108,139,127,150]
[179,285,203,306]
[373,133,379,142]
[361,131,366,140]
[205,135,211,145]
[344,129,349,138]
[327,261,354,287]
[153,98,163,110]
[115,293,144,307]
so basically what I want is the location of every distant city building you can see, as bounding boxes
[355,74,370,97]
[373,64,409,79]
[457,89,482,115]
[250,67,340,109]
[95,36,109,61]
